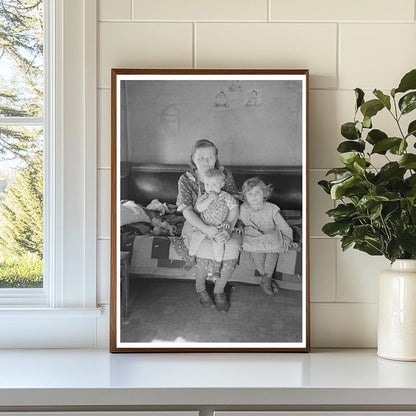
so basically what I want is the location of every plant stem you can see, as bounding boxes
[390,97,406,139]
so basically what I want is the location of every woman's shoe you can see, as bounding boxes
[214,293,230,313]
[260,273,274,296]
[196,290,215,308]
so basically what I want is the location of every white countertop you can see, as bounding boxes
[0,348,416,407]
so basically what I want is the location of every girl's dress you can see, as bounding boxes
[175,166,241,261]
[239,201,293,253]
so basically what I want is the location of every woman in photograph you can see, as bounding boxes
[176,139,241,313]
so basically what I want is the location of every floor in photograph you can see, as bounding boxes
[121,276,303,344]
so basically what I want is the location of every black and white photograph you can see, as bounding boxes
[110,69,309,352]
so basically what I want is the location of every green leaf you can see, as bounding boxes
[355,88,365,110]
[399,154,416,169]
[352,225,374,240]
[354,241,383,256]
[329,175,354,185]
[386,240,403,262]
[360,99,384,119]
[405,175,416,198]
[341,235,355,251]
[407,196,416,207]
[322,221,351,237]
[318,180,331,194]
[326,203,357,220]
[330,175,370,200]
[400,198,411,211]
[366,129,387,145]
[371,137,402,155]
[395,69,416,94]
[410,206,416,221]
[353,158,367,174]
[357,195,389,212]
[384,203,400,222]
[398,227,416,255]
[407,120,416,138]
[373,89,391,110]
[389,139,408,155]
[399,139,407,154]
[399,92,416,115]
[330,176,358,199]
[325,167,352,176]
[337,140,365,153]
[377,162,406,182]
[407,174,416,186]
[363,115,372,129]
[341,122,361,140]
[339,152,361,167]
[369,203,383,219]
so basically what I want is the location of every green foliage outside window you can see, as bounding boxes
[0,0,44,288]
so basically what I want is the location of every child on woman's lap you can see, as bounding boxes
[188,168,238,278]
[239,177,294,295]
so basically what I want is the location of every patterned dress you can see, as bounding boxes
[175,166,241,262]
[199,191,238,227]
[239,201,293,253]
[189,190,239,260]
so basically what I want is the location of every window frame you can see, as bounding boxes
[0,1,49,304]
[0,0,100,347]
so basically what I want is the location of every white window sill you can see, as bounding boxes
[0,307,102,317]
[0,349,415,409]
[0,307,104,348]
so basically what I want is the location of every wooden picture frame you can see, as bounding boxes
[110,69,310,352]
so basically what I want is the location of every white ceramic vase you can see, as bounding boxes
[378,259,416,361]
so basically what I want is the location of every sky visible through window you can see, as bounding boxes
[0,0,44,288]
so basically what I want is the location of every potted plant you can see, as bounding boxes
[319,68,416,361]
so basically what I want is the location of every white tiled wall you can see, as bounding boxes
[96,0,416,347]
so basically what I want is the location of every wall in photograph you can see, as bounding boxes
[121,80,302,166]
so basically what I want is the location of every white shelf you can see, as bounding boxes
[0,348,416,408]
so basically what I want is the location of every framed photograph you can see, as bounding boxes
[110,69,309,352]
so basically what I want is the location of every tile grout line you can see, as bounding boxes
[96,87,391,93]
[336,22,340,90]
[130,0,133,20]
[311,301,378,305]
[97,19,415,24]
[309,236,339,239]
[333,228,338,302]
[193,22,197,69]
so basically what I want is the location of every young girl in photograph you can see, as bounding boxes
[239,177,294,295]
[189,168,239,278]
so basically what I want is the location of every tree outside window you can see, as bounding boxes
[0,0,44,288]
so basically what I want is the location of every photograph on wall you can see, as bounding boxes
[110,69,309,352]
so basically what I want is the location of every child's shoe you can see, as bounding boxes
[272,280,280,294]
[196,289,215,308]
[260,273,274,296]
[214,292,230,313]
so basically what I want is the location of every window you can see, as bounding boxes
[0,0,45,292]
[0,0,99,349]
